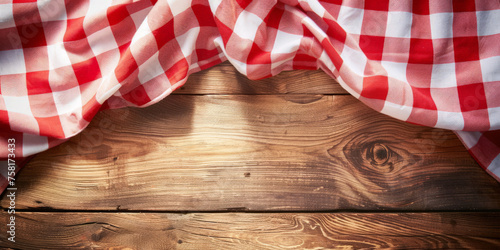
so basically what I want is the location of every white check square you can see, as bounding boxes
[480,56,500,82]
[477,10,500,36]
[38,0,67,22]
[0,4,15,29]
[488,155,500,179]
[87,27,119,56]
[138,52,165,84]
[3,95,32,116]
[52,86,82,115]
[385,11,412,38]
[431,63,457,88]
[455,131,482,148]
[489,107,500,128]
[381,102,413,121]
[176,27,200,57]
[131,16,152,44]
[272,30,302,55]
[337,6,364,35]
[0,49,26,75]
[167,0,192,16]
[47,43,72,70]
[381,61,407,83]
[233,10,263,40]
[22,133,49,157]
[430,13,453,39]
[341,46,367,76]
[435,111,464,130]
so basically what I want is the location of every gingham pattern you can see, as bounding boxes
[0,0,499,193]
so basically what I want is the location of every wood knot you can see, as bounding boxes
[367,143,390,166]
[337,133,423,190]
[341,138,400,176]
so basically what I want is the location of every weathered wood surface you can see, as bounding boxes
[1,211,499,249]
[2,95,500,211]
[177,61,348,95]
[1,61,500,249]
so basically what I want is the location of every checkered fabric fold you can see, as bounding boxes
[1,0,499,194]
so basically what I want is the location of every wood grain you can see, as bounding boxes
[177,61,347,95]
[1,211,499,249]
[3,95,500,211]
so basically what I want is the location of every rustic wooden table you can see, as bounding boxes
[2,62,500,249]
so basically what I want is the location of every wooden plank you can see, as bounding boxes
[1,211,499,249]
[2,95,500,211]
[177,61,348,95]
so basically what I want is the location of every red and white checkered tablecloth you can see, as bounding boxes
[1,0,499,194]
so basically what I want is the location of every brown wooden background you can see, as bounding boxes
[2,62,500,249]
